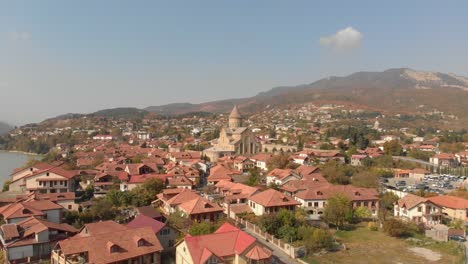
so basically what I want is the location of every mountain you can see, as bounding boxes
[0,121,13,136]
[145,68,468,126]
[90,107,149,119]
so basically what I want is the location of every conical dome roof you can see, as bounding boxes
[229,105,242,119]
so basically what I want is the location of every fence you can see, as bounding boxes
[234,216,306,259]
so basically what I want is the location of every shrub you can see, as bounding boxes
[367,222,378,231]
[383,219,409,237]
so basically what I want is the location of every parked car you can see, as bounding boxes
[449,235,467,242]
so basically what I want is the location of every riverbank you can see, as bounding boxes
[0,150,41,156]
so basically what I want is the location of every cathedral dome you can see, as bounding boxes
[229,105,242,119]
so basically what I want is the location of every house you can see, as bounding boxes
[134,205,164,222]
[207,164,242,185]
[311,150,345,164]
[394,169,411,178]
[394,194,443,226]
[0,200,64,224]
[33,192,78,211]
[293,184,379,217]
[176,223,272,264]
[430,153,458,167]
[214,181,260,218]
[127,215,179,251]
[350,154,368,166]
[0,217,78,264]
[166,175,194,190]
[156,189,224,222]
[120,173,170,191]
[266,169,301,186]
[248,189,300,216]
[8,166,78,194]
[233,156,255,172]
[250,153,273,171]
[52,221,163,264]
[428,195,468,222]
[92,134,114,140]
[455,151,468,166]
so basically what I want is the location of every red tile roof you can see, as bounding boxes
[127,215,165,233]
[184,223,257,264]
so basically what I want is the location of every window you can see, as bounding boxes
[418,206,422,212]
[314,202,319,207]
[169,240,175,247]
[68,205,72,210]
[308,202,312,207]
[159,228,170,236]
[64,181,67,187]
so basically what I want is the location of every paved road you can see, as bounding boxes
[392,156,438,168]
[241,227,302,264]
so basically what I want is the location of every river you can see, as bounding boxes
[0,151,40,186]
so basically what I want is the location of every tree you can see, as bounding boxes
[354,206,372,219]
[267,153,291,171]
[2,180,12,192]
[298,226,334,252]
[189,221,215,236]
[322,194,352,229]
[321,160,352,185]
[297,137,304,152]
[378,192,399,222]
[351,171,379,188]
[383,140,403,156]
[450,218,464,230]
[246,168,261,186]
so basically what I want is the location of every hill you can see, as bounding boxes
[145,68,468,127]
[0,121,13,136]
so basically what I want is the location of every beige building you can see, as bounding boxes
[204,106,259,162]
[428,195,468,222]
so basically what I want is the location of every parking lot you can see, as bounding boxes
[383,174,466,195]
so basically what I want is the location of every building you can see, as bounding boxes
[8,165,78,194]
[0,217,78,264]
[428,195,468,222]
[0,200,64,224]
[293,184,379,217]
[52,221,163,264]
[350,154,368,166]
[204,106,259,162]
[156,189,224,222]
[265,169,301,186]
[394,194,443,226]
[127,215,179,251]
[430,153,458,167]
[176,223,272,264]
[248,189,300,216]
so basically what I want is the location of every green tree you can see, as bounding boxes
[189,221,215,236]
[246,168,261,186]
[378,192,399,222]
[383,140,403,156]
[322,193,352,229]
[354,206,372,219]
[351,171,379,188]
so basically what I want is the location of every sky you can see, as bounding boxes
[1,1,467,125]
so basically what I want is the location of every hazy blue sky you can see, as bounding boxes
[1,1,467,124]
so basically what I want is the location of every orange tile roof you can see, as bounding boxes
[59,225,163,264]
[428,195,468,209]
[249,189,300,207]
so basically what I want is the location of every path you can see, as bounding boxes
[241,227,302,264]
[392,156,438,169]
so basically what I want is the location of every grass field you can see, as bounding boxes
[303,225,464,264]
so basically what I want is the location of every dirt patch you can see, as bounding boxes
[408,247,442,262]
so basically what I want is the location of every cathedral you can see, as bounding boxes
[204,105,259,162]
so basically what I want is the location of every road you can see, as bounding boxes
[241,227,302,264]
[392,156,438,169]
